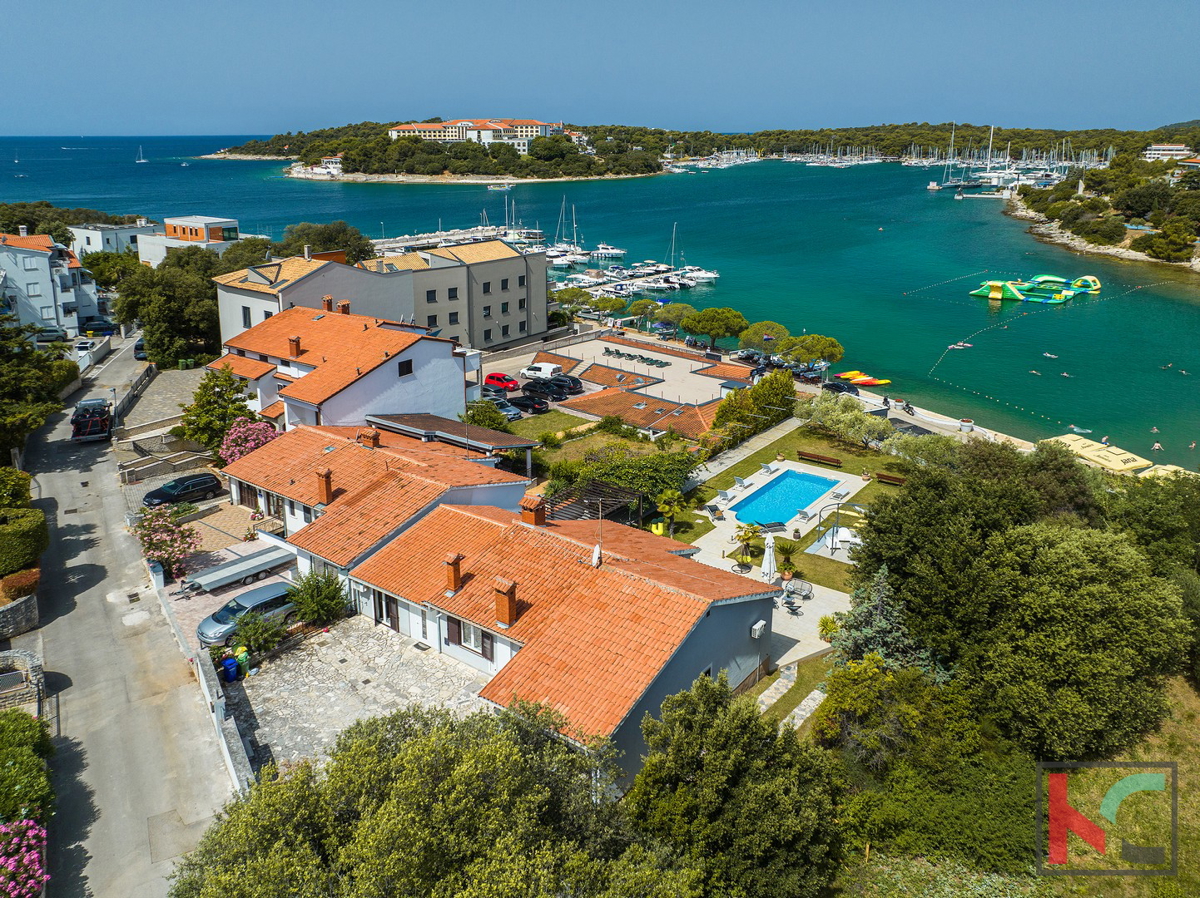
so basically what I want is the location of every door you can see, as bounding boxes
[385,596,400,633]
[372,589,384,626]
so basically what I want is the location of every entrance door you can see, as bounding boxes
[373,589,384,626]
[385,596,400,633]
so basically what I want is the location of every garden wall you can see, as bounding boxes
[0,593,39,639]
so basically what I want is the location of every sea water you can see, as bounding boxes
[5,136,1200,464]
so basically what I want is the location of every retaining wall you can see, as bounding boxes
[0,649,43,714]
[0,593,39,639]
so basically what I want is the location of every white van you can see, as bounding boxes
[519,362,563,380]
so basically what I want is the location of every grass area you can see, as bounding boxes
[833,853,1053,897]
[507,411,588,440]
[763,652,834,724]
[542,431,660,464]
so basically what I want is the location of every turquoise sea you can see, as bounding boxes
[6,135,1200,464]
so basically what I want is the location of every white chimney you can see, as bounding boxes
[18,225,28,238]
[304,244,312,261]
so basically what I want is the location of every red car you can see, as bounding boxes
[484,372,520,391]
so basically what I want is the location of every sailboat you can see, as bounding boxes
[135,145,147,163]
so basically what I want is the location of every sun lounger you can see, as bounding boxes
[831,488,849,500]
[734,475,753,490]
[759,462,778,475]
[759,521,787,533]
[717,489,734,503]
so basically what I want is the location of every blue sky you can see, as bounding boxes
[6,0,1197,135]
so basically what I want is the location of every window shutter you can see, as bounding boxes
[481,631,494,661]
[447,617,461,645]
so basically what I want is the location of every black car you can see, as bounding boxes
[523,380,568,402]
[133,338,148,361]
[142,472,223,507]
[79,316,119,336]
[821,381,860,397]
[548,373,584,395]
[508,394,549,414]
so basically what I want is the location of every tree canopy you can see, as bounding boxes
[181,364,256,453]
[0,315,80,454]
[679,307,748,348]
[273,221,375,264]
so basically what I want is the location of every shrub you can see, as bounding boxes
[537,431,563,449]
[0,748,53,823]
[168,425,186,439]
[0,710,54,761]
[131,506,202,580]
[218,417,279,466]
[0,469,32,507]
[46,357,80,394]
[234,611,289,654]
[0,568,39,603]
[288,569,348,626]
[0,509,49,578]
[818,614,840,642]
[169,501,199,521]
[0,820,50,897]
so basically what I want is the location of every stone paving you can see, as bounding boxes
[223,616,489,769]
[122,367,206,430]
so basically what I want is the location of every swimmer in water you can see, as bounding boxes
[1191,441,1197,450]
[1029,370,1041,375]
[1181,370,1190,376]
[1152,442,1164,452]
[1162,363,1174,369]
[1061,372,1072,378]
[1152,426,1160,433]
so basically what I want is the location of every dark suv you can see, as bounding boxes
[821,381,860,397]
[142,472,223,507]
[548,373,584,395]
[523,379,568,402]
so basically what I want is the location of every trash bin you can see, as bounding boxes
[222,658,240,683]
[650,516,666,536]
[177,360,187,371]
[236,647,250,678]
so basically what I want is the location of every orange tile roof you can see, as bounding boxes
[350,505,771,737]
[223,306,427,406]
[260,401,285,419]
[206,353,277,380]
[425,240,520,264]
[0,233,56,253]
[697,361,754,383]
[579,363,659,389]
[558,388,716,440]
[532,351,581,373]
[212,257,331,295]
[356,253,430,272]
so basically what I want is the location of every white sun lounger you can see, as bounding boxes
[734,475,753,489]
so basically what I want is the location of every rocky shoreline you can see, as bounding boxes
[196,152,299,161]
[283,165,662,186]
[1005,195,1200,273]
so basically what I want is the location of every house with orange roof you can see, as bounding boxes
[206,303,477,429]
[222,424,531,580]
[386,119,568,154]
[215,240,548,352]
[558,387,722,441]
[0,227,102,334]
[348,496,775,776]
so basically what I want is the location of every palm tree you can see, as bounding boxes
[733,523,762,564]
[656,489,688,538]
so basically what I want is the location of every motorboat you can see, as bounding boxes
[677,265,719,281]
[590,242,627,259]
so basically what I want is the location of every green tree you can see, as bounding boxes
[461,400,511,433]
[272,221,375,263]
[786,333,845,363]
[1131,216,1198,262]
[216,237,273,272]
[627,299,658,323]
[655,489,688,538]
[679,306,748,349]
[738,320,790,352]
[0,467,33,507]
[654,302,696,328]
[963,524,1191,759]
[34,219,71,245]
[287,568,348,625]
[833,566,943,678]
[627,673,841,898]
[80,249,141,288]
[112,264,220,366]
[0,315,72,455]
[181,364,256,452]
[807,391,892,447]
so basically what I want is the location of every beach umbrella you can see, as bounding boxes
[761,531,777,581]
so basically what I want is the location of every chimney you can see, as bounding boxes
[321,294,334,311]
[287,335,301,357]
[136,217,147,227]
[445,552,464,592]
[315,468,332,506]
[519,495,546,526]
[494,577,517,628]
[304,244,312,261]
[18,225,28,238]
[360,428,380,448]
[337,300,351,315]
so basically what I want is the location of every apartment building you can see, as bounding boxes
[68,220,156,258]
[1142,143,1195,162]
[214,240,549,351]
[0,228,101,334]
[137,215,244,267]
[386,118,568,155]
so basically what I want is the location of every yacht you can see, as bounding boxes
[590,242,627,259]
[136,146,147,163]
[677,265,719,282]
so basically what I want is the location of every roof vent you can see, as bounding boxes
[313,314,324,320]
[673,408,684,416]
[633,401,646,409]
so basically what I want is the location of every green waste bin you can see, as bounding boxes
[177,360,187,370]
[185,359,195,369]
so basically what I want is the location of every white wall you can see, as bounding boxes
[218,287,283,345]
[316,339,468,425]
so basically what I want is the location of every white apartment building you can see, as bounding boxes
[1142,143,1195,162]
[386,118,569,155]
[69,220,156,258]
[137,215,245,267]
[0,229,101,334]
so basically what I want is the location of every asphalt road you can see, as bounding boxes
[10,336,232,898]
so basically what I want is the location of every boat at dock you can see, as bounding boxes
[969,274,1101,304]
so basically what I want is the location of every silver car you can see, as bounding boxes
[196,582,296,647]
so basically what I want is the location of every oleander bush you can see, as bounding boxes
[0,509,49,578]
[0,820,50,897]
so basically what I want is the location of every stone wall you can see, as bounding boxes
[0,649,43,713]
[0,593,39,639]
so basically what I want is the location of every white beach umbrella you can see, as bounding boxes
[761,531,777,581]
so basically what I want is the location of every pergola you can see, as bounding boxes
[544,479,645,525]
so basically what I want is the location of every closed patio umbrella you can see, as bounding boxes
[761,530,777,581]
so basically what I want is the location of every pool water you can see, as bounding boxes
[730,470,840,524]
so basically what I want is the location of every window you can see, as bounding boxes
[501,302,509,314]
[483,329,492,342]
[257,353,268,361]
[22,256,38,271]
[483,305,492,318]
[461,621,483,652]
[483,281,492,294]
[426,289,437,303]
[85,236,93,246]
[448,287,459,300]
[264,311,272,320]
[302,505,313,523]
[518,275,526,287]
[448,311,459,325]
[519,321,527,332]
[501,278,509,291]
[518,297,526,310]
[26,282,41,296]
[397,359,413,377]
[501,325,510,337]
[447,617,494,660]
[427,314,438,327]
[242,306,251,328]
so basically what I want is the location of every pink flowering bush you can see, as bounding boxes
[218,418,279,467]
[0,820,49,897]
[132,506,202,579]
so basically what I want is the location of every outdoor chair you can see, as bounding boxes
[759,462,778,475]
[734,475,753,490]
[704,504,725,521]
[717,489,734,503]
[831,488,850,500]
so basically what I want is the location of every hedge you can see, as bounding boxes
[47,357,81,394]
[0,468,32,508]
[0,509,49,578]
[0,568,39,602]
[0,709,54,761]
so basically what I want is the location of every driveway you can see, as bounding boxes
[224,616,488,770]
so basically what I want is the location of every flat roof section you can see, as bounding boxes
[367,413,538,452]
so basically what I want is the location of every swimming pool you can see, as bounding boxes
[730,470,840,523]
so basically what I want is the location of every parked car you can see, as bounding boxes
[196,581,296,647]
[519,362,563,380]
[730,348,757,361]
[508,394,549,414]
[821,381,860,397]
[74,339,97,357]
[484,372,520,391]
[142,472,223,507]
[522,380,568,402]
[133,338,148,360]
[548,373,584,395]
[483,396,523,421]
[480,384,507,400]
[79,316,118,336]
[34,326,68,344]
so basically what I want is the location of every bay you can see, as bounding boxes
[5,135,1200,465]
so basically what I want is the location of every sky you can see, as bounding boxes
[5,0,1198,136]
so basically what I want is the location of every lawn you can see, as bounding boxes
[543,431,660,464]
[763,652,833,724]
[507,411,588,440]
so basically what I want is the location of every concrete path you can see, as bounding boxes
[10,334,232,898]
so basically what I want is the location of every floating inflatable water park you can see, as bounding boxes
[969,274,1101,304]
